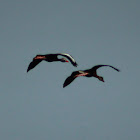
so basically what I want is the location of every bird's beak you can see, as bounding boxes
[66,60,69,62]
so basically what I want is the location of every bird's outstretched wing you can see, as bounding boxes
[63,71,81,88]
[57,53,78,67]
[27,59,42,72]
[90,65,120,72]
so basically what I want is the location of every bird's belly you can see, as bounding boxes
[46,60,53,62]
[85,74,92,77]
[45,58,56,62]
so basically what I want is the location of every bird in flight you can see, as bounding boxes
[63,65,120,88]
[27,53,78,72]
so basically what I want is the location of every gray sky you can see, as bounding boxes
[0,0,140,140]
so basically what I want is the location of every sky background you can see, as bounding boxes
[0,0,140,140]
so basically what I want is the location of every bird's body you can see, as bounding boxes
[63,65,120,88]
[27,53,78,72]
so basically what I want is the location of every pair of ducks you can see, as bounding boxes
[27,53,120,87]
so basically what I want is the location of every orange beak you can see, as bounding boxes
[66,60,69,62]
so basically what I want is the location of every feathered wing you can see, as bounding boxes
[27,59,42,72]
[90,65,120,72]
[63,71,80,88]
[63,75,77,88]
[57,53,78,67]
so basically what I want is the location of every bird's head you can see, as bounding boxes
[98,76,104,82]
[61,58,69,63]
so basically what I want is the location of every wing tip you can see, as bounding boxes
[74,63,78,67]
[63,83,67,88]
[27,67,31,73]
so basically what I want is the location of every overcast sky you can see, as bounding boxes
[0,0,140,140]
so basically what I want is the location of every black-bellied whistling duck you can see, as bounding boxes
[63,65,120,88]
[27,53,78,72]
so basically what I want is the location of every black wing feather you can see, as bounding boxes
[90,65,120,72]
[27,59,42,72]
[63,71,80,88]
[63,76,77,88]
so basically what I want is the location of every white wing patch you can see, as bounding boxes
[60,53,76,63]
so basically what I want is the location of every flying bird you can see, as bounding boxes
[27,53,78,72]
[63,65,120,88]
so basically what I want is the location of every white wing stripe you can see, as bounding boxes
[60,53,76,62]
